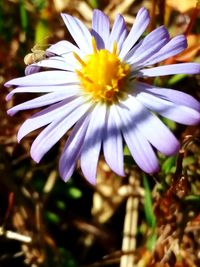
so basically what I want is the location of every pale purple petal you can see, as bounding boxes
[123,26,168,61]
[128,26,169,68]
[137,95,200,125]
[137,63,200,77]
[127,26,168,57]
[61,13,92,54]
[134,81,200,111]
[124,26,169,63]
[6,84,80,101]
[30,101,91,163]
[5,71,78,87]
[80,104,107,184]
[119,7,150,59]
[108,14,127,52]
[91,9,110,49]
[7,88,81,116]
[59,111,91,182]
[133,82,200,125]
[17,96,85,142]
[122,41,143,62]
[123,96,180,155]
[25,65,41,75]
[117,105,159,173]
[144,35,187,66]
[103,105,124,176]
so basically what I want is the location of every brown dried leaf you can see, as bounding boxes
[166,0,197,13]
[175,34,200,62]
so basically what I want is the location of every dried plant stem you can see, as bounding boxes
[106,0,136,19]
[43,170,57,194]
[184,3,200,36]
[149,0,159,31]
[120,174,139,267]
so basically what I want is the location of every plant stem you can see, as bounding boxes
[120,173,139,267]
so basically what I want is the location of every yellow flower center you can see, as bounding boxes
[74,38,130,103]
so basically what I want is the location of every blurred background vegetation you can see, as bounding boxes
[0,0,200,266]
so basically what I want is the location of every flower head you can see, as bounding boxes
[5,8,200,183]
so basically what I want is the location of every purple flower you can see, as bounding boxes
[5,8,200,184]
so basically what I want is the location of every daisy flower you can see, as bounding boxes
[5,8,200,184]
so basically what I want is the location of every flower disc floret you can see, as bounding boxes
[75,41,130,103]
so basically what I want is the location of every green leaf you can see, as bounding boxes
[35,20,50,44]
[88,0,99,8]
[31,0,47,11]
[162,155,176,174]
[58,248,77,267]
[19,0,28,31]
[146,232,157,251]
[183,156,196,167]
[123,145,131,156]
[167,74,187,86]
[143,175,156,228]
[56,200,66,210]
[162,117,176,130]
[184,195,200,202]
[45,211,60,224]
[66,187,82,199]
[0,0,3,34]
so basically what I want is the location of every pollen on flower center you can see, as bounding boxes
[74,38,130,103]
